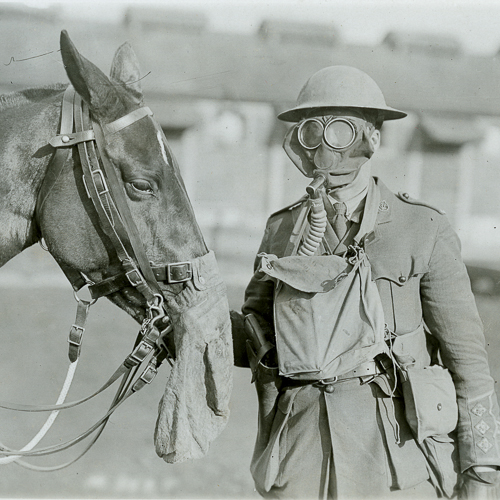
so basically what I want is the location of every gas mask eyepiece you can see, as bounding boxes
[297,117,357,151]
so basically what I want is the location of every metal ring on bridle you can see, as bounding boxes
[72,289,98,306]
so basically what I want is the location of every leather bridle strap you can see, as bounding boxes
[88,261,193,299]
[39,86,195,299]
[73,92,160,302]
[0,316,163,413]
[104,106,153,135]
[36,88,88,291]
[90,104,161,296]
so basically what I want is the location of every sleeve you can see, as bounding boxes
[231,223,276,368]
[420,216,500,473]
[241,223,275,327]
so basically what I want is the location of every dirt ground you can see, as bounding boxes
[0,247,499,499]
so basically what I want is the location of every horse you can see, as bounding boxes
[0,31,232,466]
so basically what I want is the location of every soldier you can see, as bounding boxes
[231,66,500,499]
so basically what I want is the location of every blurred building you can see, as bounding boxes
[2,4,500,268]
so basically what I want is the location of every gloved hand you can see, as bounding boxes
[459,467,500,499]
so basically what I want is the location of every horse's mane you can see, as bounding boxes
[0,84,67,111]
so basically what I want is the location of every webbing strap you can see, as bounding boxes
[284,202,310,257]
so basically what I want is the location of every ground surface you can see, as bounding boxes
[0,247,499,499]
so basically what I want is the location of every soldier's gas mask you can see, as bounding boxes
[283,111,378,192]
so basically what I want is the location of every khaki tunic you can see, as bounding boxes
[236,177,500,498]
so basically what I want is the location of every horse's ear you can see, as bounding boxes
[110,42,144,101]
[60,30,121,119]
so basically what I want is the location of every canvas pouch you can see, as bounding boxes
[259,247,388,380]
[400,364,458,443]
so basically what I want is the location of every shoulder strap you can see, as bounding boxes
[397,192,445,215]
[269,195,308,219]
[283,200,310,257]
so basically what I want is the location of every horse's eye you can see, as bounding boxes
[130,180,154,194]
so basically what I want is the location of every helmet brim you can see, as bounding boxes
[277,104,407,123]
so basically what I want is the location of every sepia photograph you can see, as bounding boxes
[1,0,500,498]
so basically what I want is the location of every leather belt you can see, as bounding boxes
[282,360,382,388]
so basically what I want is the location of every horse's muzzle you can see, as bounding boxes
[154,250,233,463]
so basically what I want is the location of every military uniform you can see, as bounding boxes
[235,177,500,498]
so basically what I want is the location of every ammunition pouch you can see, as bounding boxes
[400,364,458,444]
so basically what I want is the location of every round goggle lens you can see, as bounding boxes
[297,118,356,150]
[324,119,356,149]
[298,119,324,149]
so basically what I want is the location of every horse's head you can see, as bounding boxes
[37,32,233,463]
[39,31,208,322]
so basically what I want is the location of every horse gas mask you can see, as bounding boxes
[283,114,377,192]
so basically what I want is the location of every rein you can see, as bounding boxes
[0,86,194,469]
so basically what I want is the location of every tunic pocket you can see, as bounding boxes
[250,386,301,493]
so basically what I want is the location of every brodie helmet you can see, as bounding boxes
[278,65,407,123]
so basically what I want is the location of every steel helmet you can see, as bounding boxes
[278,65,407,122]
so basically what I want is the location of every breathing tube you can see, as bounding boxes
[297,173,328,256]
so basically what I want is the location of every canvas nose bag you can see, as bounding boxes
[259,248,388,380]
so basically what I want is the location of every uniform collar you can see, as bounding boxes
[373,178,394,225]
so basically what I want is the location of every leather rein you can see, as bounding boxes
[0,86,194,468]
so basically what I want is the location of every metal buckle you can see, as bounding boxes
[126,269,146,287]
[318,377,337,386]
[141,322,160,344]
[139,365,157,385]
[68,325,85,346]
[132,364,158,392]
[166,262,192,283]
[128,340,153,365]
[91,169,109,195]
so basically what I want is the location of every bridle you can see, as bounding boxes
[0,86,198,469]
[40,85,195,306]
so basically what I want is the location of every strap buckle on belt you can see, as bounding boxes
[318,377,338,385]
[166,262,192,283]
[318,361,382,386]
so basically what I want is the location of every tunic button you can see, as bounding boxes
[325,385,335,393]
[437,403,442,411]
[402,192,409,199]
[398,276,407,284]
